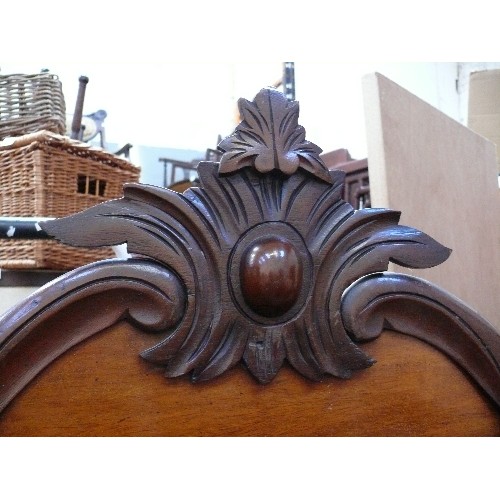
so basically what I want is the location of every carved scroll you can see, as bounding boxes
[1,87,499,412]
[342,273,500,405]
[0,258,184,412]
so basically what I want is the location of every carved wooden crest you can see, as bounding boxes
[1,88,499,412]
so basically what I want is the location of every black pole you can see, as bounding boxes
[283,62,295,101]
[0,218,53,239]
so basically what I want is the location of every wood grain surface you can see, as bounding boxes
[1,320,498,436]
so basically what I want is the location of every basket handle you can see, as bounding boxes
[70,76,89,140]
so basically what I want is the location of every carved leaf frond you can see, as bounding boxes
[243,325,287,384]
[188,162,344,234]
[298,207,451,378]
[218,88,332,183]
[282,320,326,381]
[191,320,249,382]
[184,162,256,242]
[300,305,375,378]
[41,183,227,371]
[41,183,222,266]
[315,208,452,273]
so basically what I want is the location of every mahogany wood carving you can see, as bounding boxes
[0,259,184,413]
[342,273,500,405]
[1,87,499,417]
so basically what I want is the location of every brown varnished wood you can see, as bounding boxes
[1,87,499,434]
[240,237,303,317]
[0,321,497,436]
[34,89,455,386]
[342,273,500,405]
[0,258,185,413]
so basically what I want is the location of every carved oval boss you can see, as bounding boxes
[42,88,451,384]
[240,236,302,318]
[231,221,312,325]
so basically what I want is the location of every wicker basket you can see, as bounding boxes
[0,73,66,140]
[0,131,141,270]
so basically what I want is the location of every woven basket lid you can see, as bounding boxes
[0,131,141,174]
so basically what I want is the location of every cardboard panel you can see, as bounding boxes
[363,72,500,331]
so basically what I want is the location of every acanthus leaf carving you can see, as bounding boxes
[1,86,499,414]
[218,87,332,183]
[41,160,452,385]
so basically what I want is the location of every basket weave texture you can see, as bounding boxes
[0,131,141,270]
[0,73,66,140]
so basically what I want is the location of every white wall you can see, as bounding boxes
[2,61,493,163]
[1,62,282,153]
[295,62,460,159]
